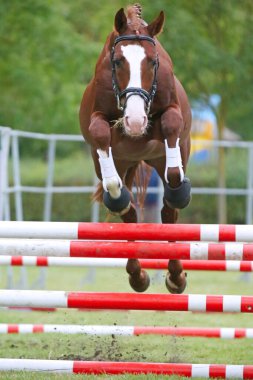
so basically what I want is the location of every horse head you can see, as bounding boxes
[111,6,164,137]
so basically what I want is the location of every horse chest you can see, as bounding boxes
[111,135,165,161]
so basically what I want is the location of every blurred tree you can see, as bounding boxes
[155,0,253,138]
[153,0,253,222]
[0,0,252,156]
[0,0,101,140]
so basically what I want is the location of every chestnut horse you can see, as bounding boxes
[79,4,192,294]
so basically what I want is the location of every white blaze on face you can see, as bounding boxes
[121,44,148,135]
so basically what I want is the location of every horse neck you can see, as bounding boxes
[156,40,173,70]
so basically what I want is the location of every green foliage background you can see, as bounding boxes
[0,0,253,142]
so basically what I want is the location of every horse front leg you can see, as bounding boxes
[161,202,187,294]
[161,105,191,209]
[120,167,149,293]
[120,206,150,293]
[89,112,131,216]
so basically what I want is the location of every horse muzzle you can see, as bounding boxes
[123,114,148,137]
[122,93,148,137]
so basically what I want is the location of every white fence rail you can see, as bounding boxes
[0,127,11,221]
[0,126,253,224]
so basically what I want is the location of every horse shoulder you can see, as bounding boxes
[174,76,192,131]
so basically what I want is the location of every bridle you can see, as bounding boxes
[111,34,159,114]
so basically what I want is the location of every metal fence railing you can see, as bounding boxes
[1,126,253,224]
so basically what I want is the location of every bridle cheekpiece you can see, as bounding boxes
[111,34,159,114]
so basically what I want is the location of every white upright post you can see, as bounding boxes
[0,127,11,221]
[246,146,253,225]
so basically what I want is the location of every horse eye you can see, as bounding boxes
[148,58,156,68]
[114,59,121,67]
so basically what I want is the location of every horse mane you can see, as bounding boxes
[126,3,147,32]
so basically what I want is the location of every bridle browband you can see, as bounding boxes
[111,34,159,114]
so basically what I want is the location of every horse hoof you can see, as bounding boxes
[165,272,187,294]
[164,177,191,209]
[103,186,131,215]
[129,270,150,293]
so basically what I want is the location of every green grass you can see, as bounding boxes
[0,266,252,379]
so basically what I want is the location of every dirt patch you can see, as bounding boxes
[57,335,147,362]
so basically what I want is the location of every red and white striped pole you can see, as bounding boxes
[1,324,253,339]
[1,240,253,260]
[140,259,253,272]
[1,256,253,271]
[0,221,253,242]
[0,290,252,312]
[0,359,252,377]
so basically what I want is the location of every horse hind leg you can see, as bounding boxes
[161,202,187,294]
[126,258,150,293]
[122,193,150,294]
[122,165,150,293]
[166,260,187,294]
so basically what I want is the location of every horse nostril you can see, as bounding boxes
[124,116,130,127]
[143,115,148,127]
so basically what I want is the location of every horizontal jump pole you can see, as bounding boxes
[0,221,253,242]
[2,256,253,271]
[0,290,252,312]
[141,259,253,272]
[1,239,253,260]
[1,323,253,338]
[0,359,252,377]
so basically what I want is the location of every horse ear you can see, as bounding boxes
[114,8,128,34]
[147,11,165,37]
